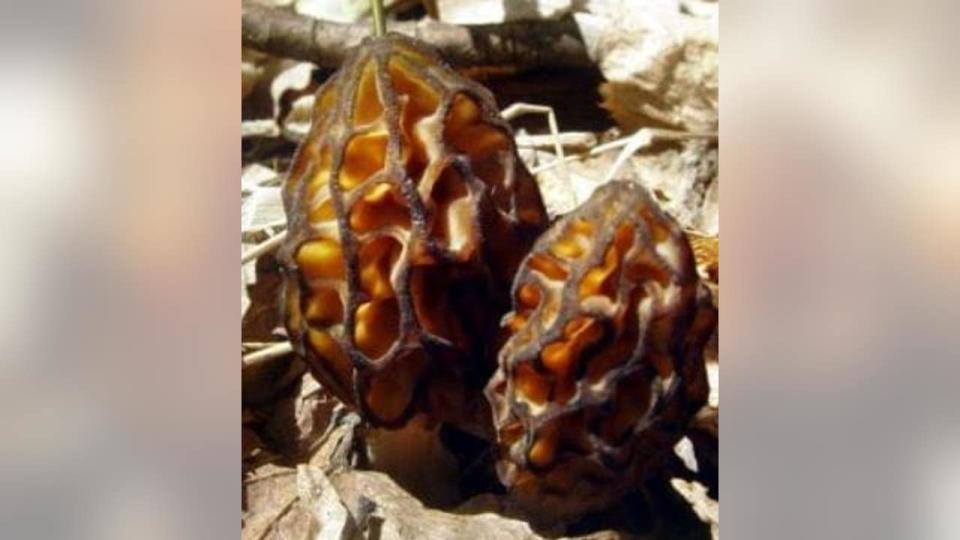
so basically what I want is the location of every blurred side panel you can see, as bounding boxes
[0,0,238,538]
[723,0,960,538]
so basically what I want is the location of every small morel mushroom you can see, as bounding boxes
[485,181,716,520]
[280,34,548,432]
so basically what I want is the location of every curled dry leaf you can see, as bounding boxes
[586,0,718,132]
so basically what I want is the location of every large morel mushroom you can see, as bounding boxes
[279,34,548,432]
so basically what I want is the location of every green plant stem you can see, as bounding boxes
[371,0,386,37]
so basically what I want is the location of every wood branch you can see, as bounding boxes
[242,3,593,70]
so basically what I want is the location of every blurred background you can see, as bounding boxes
[0,1,237,538]
[0,0,956,538]
[723,0,960,538]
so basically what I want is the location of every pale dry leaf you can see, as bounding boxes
[436,0,573,24]
[242,163,280,194]
[670,478,719,540]
[294,374,334,451]
[242,186,284,233]
[581,0,718,131]
[241,240,259,319]
[243,48,282,100]
[242,411,362,539]
[674,436,699,474]
[329,470,542,540]
[630,139,718,235]
[296,465,355,540]
[246,0,295,6]
[243,48,297,117]
[242,462,310,540]
[239,244,283,338]
[662,38,718,130]
[523,147,616,217]
[577,0,683,75]
[295,0,370,23]
[281,95,314,142]
[263,373,341,459]
[681,0,718,18]
[707,360,718,408]
[241,248,258,283]
[270,62,319,142]
[308,407,361,472]
[241,119,280,139]
[327,469,635,539]
[242,264,252,317]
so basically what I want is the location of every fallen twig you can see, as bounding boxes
[242,230,287,264]
[242,2,592,70]
[243,341,294,368]
[530,128,718,175]
[502,102,574,203]
[515,131,597,151]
